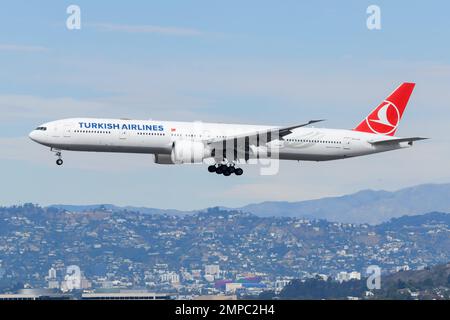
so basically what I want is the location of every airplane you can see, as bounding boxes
[29,82,427,176]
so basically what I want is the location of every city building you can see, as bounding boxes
[205,265,220,277]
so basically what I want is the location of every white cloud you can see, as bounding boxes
[92,23,204,36]
[0,44,48,53]
[4,56,449,127]
[0,92,220,127]
[0,95,108,123]
[43,57,450,114]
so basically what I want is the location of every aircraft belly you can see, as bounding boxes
[278,146,344,161]
[278,151,342,161]
[47,143,170,154]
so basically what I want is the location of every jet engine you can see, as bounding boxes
[170,140,210,164]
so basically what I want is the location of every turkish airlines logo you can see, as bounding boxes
[365,100,400,135]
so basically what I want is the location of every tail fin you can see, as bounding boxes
[354,82,415,136]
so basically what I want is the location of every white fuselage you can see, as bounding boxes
[29,118,410,162]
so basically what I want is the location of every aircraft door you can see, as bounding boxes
[63,124,72,138]
[342,137,351,150]
[202,130,212,140]
[51,123,60,138]
[120,129,128,140]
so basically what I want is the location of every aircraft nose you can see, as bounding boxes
[29,130,38,142]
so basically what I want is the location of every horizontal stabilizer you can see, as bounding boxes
[369,137,428,146]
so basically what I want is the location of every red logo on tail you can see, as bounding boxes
[365,100,400,135]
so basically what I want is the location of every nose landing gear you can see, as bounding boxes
[52,148,63,166]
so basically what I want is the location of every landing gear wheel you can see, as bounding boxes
[235,168,243,176]
[216,165,225,174]
[223,170,231,176]
[52,149,63,166]
[208,165,217,173]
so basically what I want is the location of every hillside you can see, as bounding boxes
[1,204,450,292]
[49,183,450,224]
[236,183,450,224]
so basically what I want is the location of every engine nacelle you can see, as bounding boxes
[154,154,175,164]
[170,141,209,164]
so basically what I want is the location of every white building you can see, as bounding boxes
[336,271,361,283]
[204,264,220,277]
[160,272,180,284]
[348,271,361,280]
[274,280,291,293]
[395,265,410,272]
[48,267,57,279]
[47,267,59,289]
[204,274,215,282]
[225,283,243,293]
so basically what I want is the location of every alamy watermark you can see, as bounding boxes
[64,265,82,290]
[367,5,381,30]
[66,4,81,30]
[366,265,381,290]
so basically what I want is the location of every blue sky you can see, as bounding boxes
[1,1,449,209]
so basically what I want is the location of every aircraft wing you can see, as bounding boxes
[205,120,324,160]
[369,137,428,146]
[206,120,324,145]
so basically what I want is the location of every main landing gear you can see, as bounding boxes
[208,164,243,176]
[52,148,64,166]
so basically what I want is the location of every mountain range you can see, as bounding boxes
[50,183,450,225]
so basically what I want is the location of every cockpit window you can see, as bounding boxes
[35,127,47,131]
